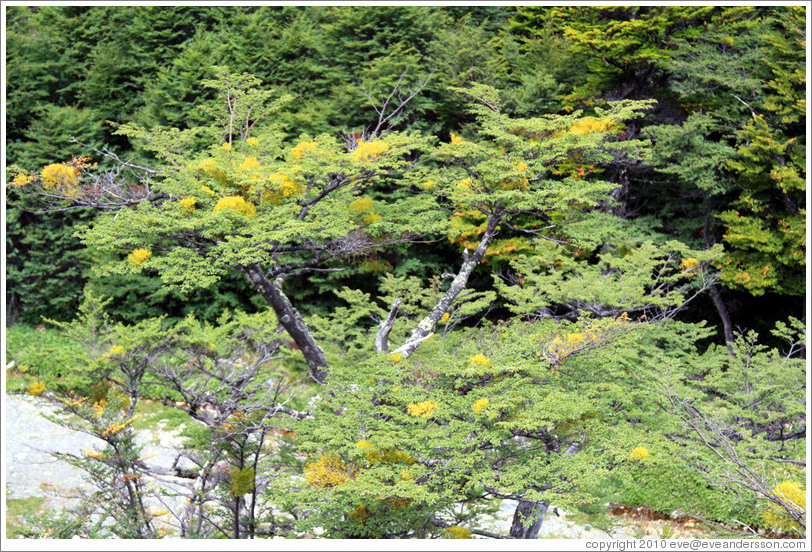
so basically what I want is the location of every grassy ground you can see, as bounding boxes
[5,367,29,393]
[5,496,45,538]
[131,398,194,432]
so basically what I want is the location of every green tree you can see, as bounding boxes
[273,315,653,538]
[28,294,309,539]
[715,8,806,297]
[665,318,807,536]
[657,6,806,298]
[534,5,805,339]
[538,6,717,105]
[10,71,653,385]
[5,192,95,324]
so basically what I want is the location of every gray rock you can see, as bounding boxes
[4,394,102,500]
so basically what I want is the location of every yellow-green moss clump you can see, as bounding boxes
[763,480,806,533]
[213,196,256,217]
[630,446,650,460]
[304,453,354,488]
[27,381,46,397]
[407,400,440,418]
[350,140,388,162]
[128,248,152,265]
[445,526,472,539]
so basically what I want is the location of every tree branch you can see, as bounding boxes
[375,299,400,353]
[393,213,501,358]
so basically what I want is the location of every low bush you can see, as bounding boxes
[5,325,92,395]
[605,464,764,530]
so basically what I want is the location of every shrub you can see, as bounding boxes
[5,325,92,394]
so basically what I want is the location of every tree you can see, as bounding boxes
[34,295,177,539]
[9,69,653,385]
[32,294,309,539]
[664,318,806,536]
[656,6,806,299]
[4,5,221,325]
[495,237,722,322]
[5,190,95,324]
[5,8,806,540]
[272,315,650,539]
[537,5,717,105]
[533,5,805,341]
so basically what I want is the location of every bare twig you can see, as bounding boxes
[360,70,433,138]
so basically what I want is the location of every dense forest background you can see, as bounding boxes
[3,4,807,541]
[7,4,805,333]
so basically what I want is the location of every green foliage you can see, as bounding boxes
[657,319,807,534]
[4,6,225,326]
[5,324,92,394]
[84,258,264,325]
[544,4,805,311]
[229,468,256,496]
[606,464,763,529]
[540,6,716,105]
[645,113,737,195]
[133,30,224,133]
[130,399,192,432]
[663,7,768,123]
[5,497,87,539]
[308,274,496,355]
[682,319,806,437]
[21,294,308,538]
[272,315,672,537]
[78,68,443,302]
[496,239,722,320]
[5,193,95,325]
[642,7,805,299]
[10,105,106,170]
[758,8,806,126]
[717,113,805,296]
[45,392,159,538]
[3,7,807,539]
[6,5,805,327]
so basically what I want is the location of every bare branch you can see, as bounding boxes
[69,138,162,175]
[359,70,434,138]
[375,299,400,353]
[730,94,758,117]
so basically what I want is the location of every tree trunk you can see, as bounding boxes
[702,194,735,355]
[393,213,501,358]
[709,284,735,355]
[509,499,548,539]
[240,263,328,383]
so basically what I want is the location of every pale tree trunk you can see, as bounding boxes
[375,299,400,353]
[240,263,328,383]
[388,213,501,358]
